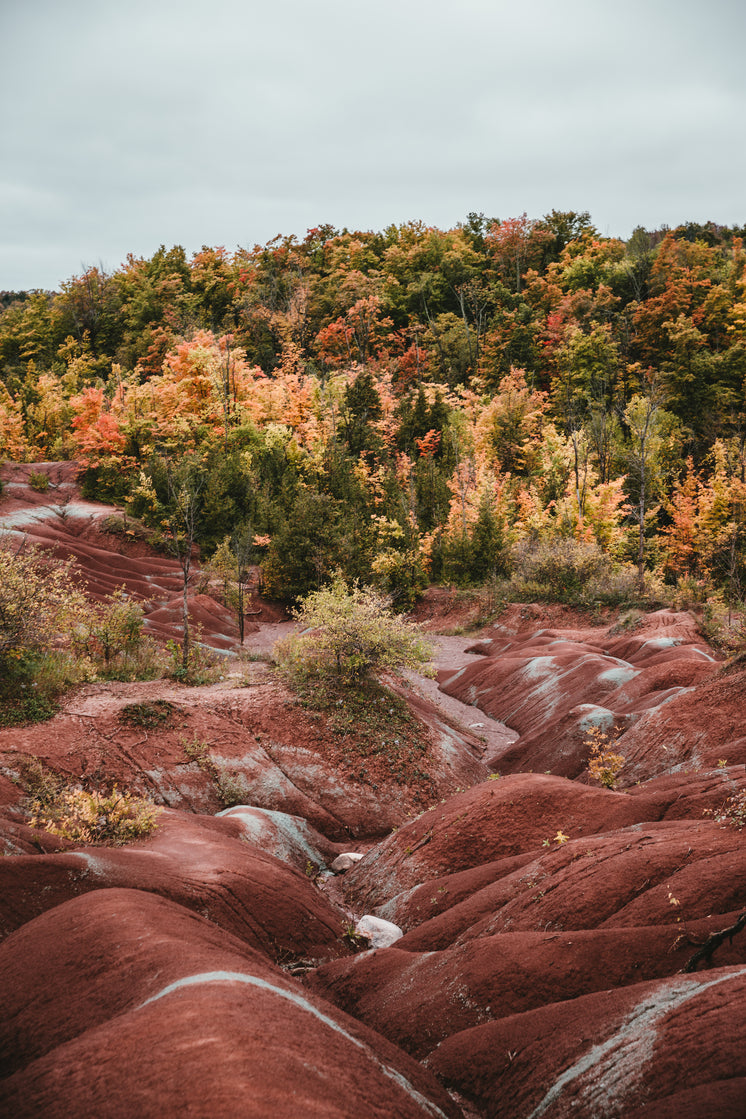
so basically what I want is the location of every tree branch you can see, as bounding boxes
[681,910,746,973]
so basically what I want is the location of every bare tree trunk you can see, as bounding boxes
[164,461,204,673]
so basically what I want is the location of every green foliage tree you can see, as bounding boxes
[209,525,255,644]
[5,213,746,610]
[261,487,361,601]
[338,367,383,458]
[158,457,205,671]
[624,384,679,588]
[0,538,89,721]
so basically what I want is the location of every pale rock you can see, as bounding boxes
[354,915,403,949]
[330,852,364,873]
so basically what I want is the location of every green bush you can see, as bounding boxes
[0,650,92,726]
[29,470,50,492]
[509,538,611,603]
[274,573,434,684]
[119,700,179,728]
[165,637,221,685]
[73,590,142,665]
[0,541,89,722]
[73,590,163,680]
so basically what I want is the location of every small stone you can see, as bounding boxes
[354,915,403,949]
[330,852,364,873]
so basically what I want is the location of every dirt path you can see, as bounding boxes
[403,636,518,768]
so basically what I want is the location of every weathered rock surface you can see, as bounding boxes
[0,889,462,1119]
[310,918,746,1060]
[0,670,490,840]
[0,809,350,960]
[426,966,746,1118]
[341,774,662,915]
[440,610,726,779]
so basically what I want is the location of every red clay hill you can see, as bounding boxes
[2,461,746,1118]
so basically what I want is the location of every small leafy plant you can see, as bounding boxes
[182,735,249,807]
[342,922,369,951]
[707,791,746,830]
[165,635,221,685]
[29,471,50,492]
[586,726,626,789]
[13,755,65,805]
[30,786,161,846]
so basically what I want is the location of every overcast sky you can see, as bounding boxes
[2,0,745,291]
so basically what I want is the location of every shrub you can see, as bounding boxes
[119,700,179,728]
[212,767,250,807]
[73,589,153,677]
[165,634,221,685]
[29,470,50,492]
[509,538,612,604]
[586,566,652,607]
[0,539,91,722]
[13,755,65,805]
[707,790,746,830]
[30,786,161,845]
[182,735,249,807]
[0,539,87,667]
[100,513,160,547]
[73,590,164,681]
[0,649,93,727]
[274,573,434,684]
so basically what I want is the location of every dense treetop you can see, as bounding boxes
[2,211,746,604]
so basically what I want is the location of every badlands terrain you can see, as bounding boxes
[1,462,746,1117]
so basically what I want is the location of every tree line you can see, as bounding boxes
[1,211,746,607]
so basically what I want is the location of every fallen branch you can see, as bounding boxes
[681,910,746,973]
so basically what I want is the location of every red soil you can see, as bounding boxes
[2,461,746,1118]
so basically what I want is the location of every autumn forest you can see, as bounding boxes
[2,210,746,609]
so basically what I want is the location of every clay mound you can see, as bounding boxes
[0,808,349,961]
[3,516,183,597]
[342,774,658,914]
[144,591,240,650]
[0,670,488,840]
[0,460,279,650]
[625,767,746,820]
[0,889,462,1119]
[216,804,341,871]
[614,661,746,780]
[371,818,746,951]
[604,609,709,662]
[599,656,715,714]
[426,965,746,1118]
[347,852,537,936]
[309,916,746,1060]
[440,610,721,782]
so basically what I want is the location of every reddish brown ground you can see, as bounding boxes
[2,461,746,1118]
